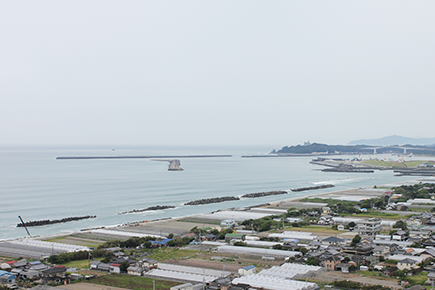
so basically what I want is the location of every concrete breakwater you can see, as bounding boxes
[185,196,240,206]
[56,155,232,160]
[241,191,288,198]
[322,168,374,173]
[118,205,176,215]
[291,184,335,192]
[17,215,96,228]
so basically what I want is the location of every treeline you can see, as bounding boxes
[276,143,371,154]
[394,183,435,202]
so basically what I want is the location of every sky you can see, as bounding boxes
[1,1,435,147]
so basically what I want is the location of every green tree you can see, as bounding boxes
[119,261,129,272]
[299,247,308,255]
[306,256,319,266]
[350,235,361,247]
[393,220,407,231]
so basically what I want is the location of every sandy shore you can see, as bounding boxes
[32,178,434,243]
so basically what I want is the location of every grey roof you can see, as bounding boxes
[322,237,344,243]
[399,258,416,264]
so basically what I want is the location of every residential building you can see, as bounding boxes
[356,218,382,237]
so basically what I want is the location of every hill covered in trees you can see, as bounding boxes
[274,142,435,155]
[274,143,371,154]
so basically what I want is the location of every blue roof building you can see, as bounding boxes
[0,270,16,283]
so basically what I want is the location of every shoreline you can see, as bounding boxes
[6,178,434,245]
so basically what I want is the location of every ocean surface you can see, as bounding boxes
[0,145,425,240]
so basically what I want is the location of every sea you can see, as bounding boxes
[0,145,428,240]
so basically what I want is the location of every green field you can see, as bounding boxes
[149,248,199,261]
[362,160,425,168]
[85,274,180,290]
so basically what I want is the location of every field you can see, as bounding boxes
[362,160,425,168]
[83,274,180,290]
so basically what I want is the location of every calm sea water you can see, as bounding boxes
[0,145,421,240]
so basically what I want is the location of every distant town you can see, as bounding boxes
[2,179,435,290]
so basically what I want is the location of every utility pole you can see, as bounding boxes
[153,279,155,290]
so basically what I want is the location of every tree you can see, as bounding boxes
[168,233,174,239]
[350,235,361,247]
[348,221,356,229]
[393,220,407,231]
[299,247,308,255]
[306,256,319,266]
[120,261,129,272]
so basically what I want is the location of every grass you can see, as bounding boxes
[288,225,346,234]
[362,160,425,168]
[62,258,102,269]
[42,236,105,248]
[350,212,416,219]
[149,248,199,261]
[405,271,428,285]
[85,273,180,290]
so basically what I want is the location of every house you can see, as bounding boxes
[110,263,121,273]
[285,217,303,223]
[21,269,40,280]
[322,207,333,216]
[41,267,67,284]
[139,258,158,269]
[426,272,435,285]
[0,270,16,284]
[392,230,407,241]
[375,234,391,241]
[221,219,238,228]
[397,258,417,271]
[238,265,256,276]
[321,237,345,246]
[373,245,390,257]
[202,234,217,241]
[0,263,11,271]
[335,263,350,273]
[127,266,143,276]
[225,233,245,242]
[323,256,341,271]
[382,267,398,277]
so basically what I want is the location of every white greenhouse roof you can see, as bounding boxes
[144,269,218,283]
[217,245,300,258]
[232,274,318,290]
[158,263,231,277]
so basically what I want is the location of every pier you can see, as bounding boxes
[56,155,232,159]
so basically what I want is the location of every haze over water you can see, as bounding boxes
[0,146,422,240]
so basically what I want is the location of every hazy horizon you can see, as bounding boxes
[2,1,435,147]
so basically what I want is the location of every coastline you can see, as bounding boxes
[6,177,434,246]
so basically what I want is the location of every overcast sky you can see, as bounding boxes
[1,1,434,147]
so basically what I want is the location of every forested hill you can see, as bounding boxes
[275,143,371,154]
[274,143,435,155]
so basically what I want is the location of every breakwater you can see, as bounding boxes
[322,168,374,173]
[241,191,288,198]
[17,215,96,228]
[56,155,232,160]
[185,196,240,206]
[118,205,176,215]
[291,184,335,192]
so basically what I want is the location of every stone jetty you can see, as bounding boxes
[118,205,176,215]
[291,184,335,192]
[17,215,96,228]
[56,155,232,160]
[184,196,240,206]
[241,191,288,198]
